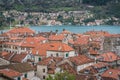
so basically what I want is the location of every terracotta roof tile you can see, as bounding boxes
[0,51,9,57]
[97,52,120,62]
[69,55,94,66]
[49,34,65,41]
[9,37,23,40]
[101,69,120,80]
[4,36,45,48]
[59,62,77,75]
[32,42,74,56]
[47,42,74,52]
[85,30,111,37]
[92,62,109,69]
[0,69,22,78]
[8,63,35,73]
[6,27,35,35]
[38,57,63,66]
[89,48,99,55]
[68,39,74,44]
[10,53,27,63]
[74,36,89,45]
[61,30,72,34]
[80,62,109,74]
[3,53,15,61]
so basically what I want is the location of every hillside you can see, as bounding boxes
[0,0,117,12]
[0,0,120,29]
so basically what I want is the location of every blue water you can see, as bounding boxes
[30,25,120,34]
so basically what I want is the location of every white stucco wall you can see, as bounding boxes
[76,62,95,73]
[37,65,48,80]
[46,50,75,58]
[0,58,10,65]
[27,71,35,80]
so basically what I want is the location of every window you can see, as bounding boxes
[43,75,45,79]
[51,54,53,57]
[56,53,59,57]
[17,77,21,80]
[24,73,27,78]
[43,69,45,73]
[15,46,18,49]
[0,45,2,48]
[66,53,69,57]
[32,62,34,66]
[39,57,41,61]
[21,47,24,50]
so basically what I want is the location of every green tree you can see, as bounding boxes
[106,2,120,18]
[46,72,75,80]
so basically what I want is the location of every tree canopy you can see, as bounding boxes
[46,72,76,80]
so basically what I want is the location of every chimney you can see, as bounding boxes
[109,72,112,75]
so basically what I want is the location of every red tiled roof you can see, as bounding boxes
[8,63,35,73]
[111,34,120,37]
[92,62,109,69]
[68,39,74,44]
[61,30,72,34]
[32,42,74,56]
[9,37,23,40]
[4,36,45,48]
[59,62,77,75]
[105,34,120,37]
[89,48,99,55]
[85,30,111,37]
[97,52,120,62]
[74,36,89,45]
[47,42,74,51]
[101,69,120,80]
[38,57,52,65]
[11,53,27,63]
[0,51,9,57]
[38,57,63,74]
[32,43,51,56]
[0,69,22,78]
[19,37,41,47]
[76,34,83,37]
[34,36,47,42]
[6,27,35,34]
[80,62,109,74]
[69,55,94,66]
[38,57,63,66]
[49,34,65,41]
[3,53,15,61]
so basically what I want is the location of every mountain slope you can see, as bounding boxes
[0,0,117,12]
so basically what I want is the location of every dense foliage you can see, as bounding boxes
[46,72,75,80]
[0,0,119,12]
[0,0,120,28]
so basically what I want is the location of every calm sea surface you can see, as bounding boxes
[30,25,120,34]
